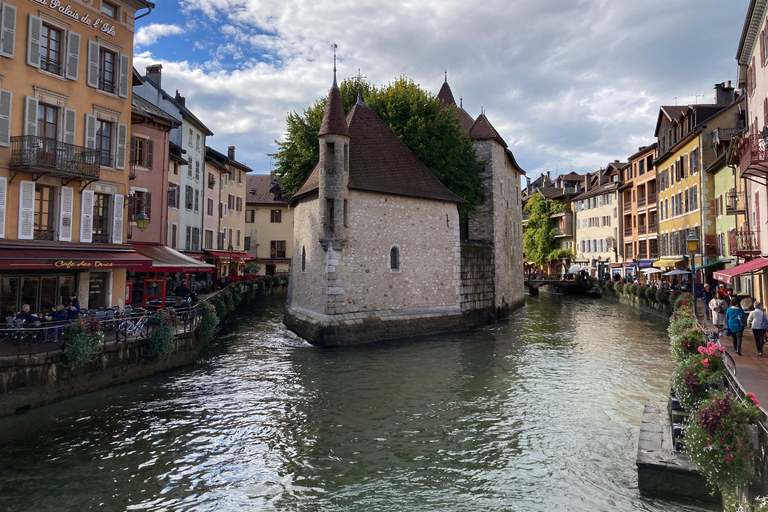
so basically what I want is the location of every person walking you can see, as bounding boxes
[701,284,714,320]
[726,296,747,356]
[748,301,768,356]
[709,295,728,329]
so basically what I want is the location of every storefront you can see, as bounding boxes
[0,247,152,317]
[204,250,255,284]
[128,243,216,303]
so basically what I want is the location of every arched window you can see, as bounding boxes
[301,246,306,272]
[389,245,400,272]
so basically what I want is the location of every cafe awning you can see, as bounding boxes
[204,250,255,262]
[713,258,768,285]
[0,248,153,270]
[653,258,685,269]
[133,244,216,273]
[695,259,732,270]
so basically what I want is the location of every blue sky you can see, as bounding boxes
[134,0,749,178]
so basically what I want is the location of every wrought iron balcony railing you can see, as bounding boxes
[728,227,760,256]
[738,134,768,177]
[10,136,100,179]
[725,190,746,215]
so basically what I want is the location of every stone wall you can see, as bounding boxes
[459,243,495,313]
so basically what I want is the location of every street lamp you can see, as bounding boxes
[228,242,234,283]
[687,231,700,318]
[632,256,638,281]
[597,256,602,280]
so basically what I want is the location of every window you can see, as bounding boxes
[326,142,335,167]
[191,227,200,251]
[244,237,251,251]
[195,160,200,180]
[389,245,400,271]
[228,228,233,247]
[236,196,242,212]
[270,209,282,223]
[101,1,117,18]
[194,189,199,212]
[237,229,241,247]
[196,133,200,151]
[228,193,234,210]
[205,230,213,249]
[167,183,180,209]
[326,199,334,231]
[37,103,58,139]
[238,170,242,184]
[343,199,348,227]
[188,128,193,147]
[171,223,177,249]
[270,240,286,258]
[245,210,255,223]
[92,193,110,242]
[40,24,63,75]
[131,137,153,168]
[185,226,191,251]
[224,173,228,186]
[207,198,213,216]
[34,184,56,239]
[301,247,306,272]
[187,160,193,178]
[98,47,116,94]
[185,185,193,210]
[95,119,112,166]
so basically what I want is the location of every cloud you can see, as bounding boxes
[134,23,185,47]
[134,0,750,175]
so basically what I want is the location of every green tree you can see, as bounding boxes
[271,77,483,216]
[523,194,558,266]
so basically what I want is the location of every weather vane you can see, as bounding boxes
[354,68,367,103]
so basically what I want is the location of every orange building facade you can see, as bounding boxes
[620,144,658,266]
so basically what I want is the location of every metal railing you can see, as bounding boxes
[647,193,656,205]
[638,197,646,207]
[638,225,647,235]
[9,136,100,178]
[738,134,767,176]
[726,190,746,215]
[623,202,632,212]
[728,227,760,255]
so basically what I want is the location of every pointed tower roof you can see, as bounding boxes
[317,81,349,138]
[437,81,457,106]
[436,80,474,133]
[469,113,507,147]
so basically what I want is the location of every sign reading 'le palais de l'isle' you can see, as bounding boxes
[29,0,117,36]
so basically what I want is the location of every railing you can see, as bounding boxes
[624,228,633,237]
[9,136,100,178]
[647,222,657,234]
[728,227,760,255]
[738,134,768,176]
[623,202,632,213]
[638,225,647,235]
[647,192,656,205]
[34,228,55,241]
[522,212,530,222]
[638,197,646,207]
[726,190,747,215]
[92,233,111,244]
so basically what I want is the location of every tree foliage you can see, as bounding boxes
[271,76,483,215]
[523,194,559,266]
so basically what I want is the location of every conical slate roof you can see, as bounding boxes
[469,113,507,147]
[437,81,456,106]
[436,80,474,133]
[317,84,349,138]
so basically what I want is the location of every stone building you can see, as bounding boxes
[285,73,525,346]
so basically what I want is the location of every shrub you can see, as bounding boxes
[605,281,614,293]
[197,301,220,343]
[232,286,243,306]
[685,392,761,490]
[63,318,103,368]
[674,292,694,311]
[615,282,624,294]
[673,326,707,362]
[144,308,180,358]
[672,341,727,410]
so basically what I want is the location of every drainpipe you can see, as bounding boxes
[135,5,153,20]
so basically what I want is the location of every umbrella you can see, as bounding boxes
[663,269,691,276]
[641,268,662,274]
[579,266,597,271]
[567,264,581,274]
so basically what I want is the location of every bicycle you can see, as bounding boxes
[116,311,150,341]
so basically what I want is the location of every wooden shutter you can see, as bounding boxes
[118,53,129,98]
[63,107,76,145]
[762,30,766,66]
[80,189,93,242]
[18,180,34,239]
[84,114,96,148]
[26,14,41,68]
[0,177,6,238]
[0,3,17,59]
[112,193,123,244]
[86,40,99,88]
[145,191,152,221]
[709,197,717,217]
[0,88,11,147]
[23,95,38,136]
[146,140,153,169]
[115,122,127,170]
[59,186,73,241]
[704,234,718,258]
[65,30,80,80]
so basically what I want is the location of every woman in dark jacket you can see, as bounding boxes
[65,294,81,320]
[725,296,747,356]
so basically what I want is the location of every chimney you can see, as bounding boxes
[526,176,531,188]
[714,82,734,105]
[228,146,235,160]
[585,174,591,192]
[546,171,551,182]
[145,64,162,88]
[174,89,185,106]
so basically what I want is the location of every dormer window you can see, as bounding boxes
[101,1,117,18]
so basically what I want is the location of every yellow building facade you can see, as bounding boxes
[245,174,293,275]
[0,0,151,316]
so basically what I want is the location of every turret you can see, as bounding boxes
[317,70,350,251]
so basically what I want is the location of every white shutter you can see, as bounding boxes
[0,88,11,147]
[24,95,38,136]
[118,53,129,98]
[0,3,17,58]
[115,122,127,170]
[26,14,41,68]
[0,177,6,238]
[18,180,35,240]
[63,108,76,145]
[112,193,123,244]
[65,30,80,80]
[80,189,93,242]
[86,40,99,88]
[59,186,73,242]
[84,114,96,148]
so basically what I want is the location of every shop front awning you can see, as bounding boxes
[133,244,216,273]
[696,259,732,270]
[204,250,255,262]
[653,258,685,269]
[713,258,768,285]
[0,248,153,270]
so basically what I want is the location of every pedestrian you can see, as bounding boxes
[717,284,729,300]
[710,295,728,329]
[65,293,81,320]
[175,280,192,306]
[726,296,747,356]
[701,284,714,320]
[748,301,768,356]
[15,303,39,324]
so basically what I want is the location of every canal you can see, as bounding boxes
[0,292,711,511]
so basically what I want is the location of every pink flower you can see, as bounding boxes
[748,392,756,399]
[749,455,754,460]
[719,346,726,352]
[725,447,730,452]
[755,399,761,406]
[739,445,744,450]
[701,359,710,368]
[697,346,705,354]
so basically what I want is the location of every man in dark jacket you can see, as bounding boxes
[701,283,714,319]
[175,281,192,306]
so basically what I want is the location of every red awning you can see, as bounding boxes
[204,250,255,261]
[713,258,768,285]
[133,244,216,273]
[0,248,153,270]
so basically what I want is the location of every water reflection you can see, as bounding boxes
[0,293,709,511]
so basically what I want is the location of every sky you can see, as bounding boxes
[133,0,750,180]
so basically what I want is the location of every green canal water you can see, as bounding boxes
[0,292,711,511]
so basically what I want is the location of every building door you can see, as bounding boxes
[266,264,276,276]
[88,272,108,309]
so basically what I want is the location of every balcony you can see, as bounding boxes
[647,192,656,205]
[553,226,573,238]
[638,197,646,207]
[713,127,742,146]
[624,228,633,237]
[728,227,760,256]
[34,228,55,241]
[623,202,632,213]
[638,225,647,235]
[92,233,111,244]
[648,222,657,234]
[737,134,768,178]
[10,136,100,180]
[725,190,746,215]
